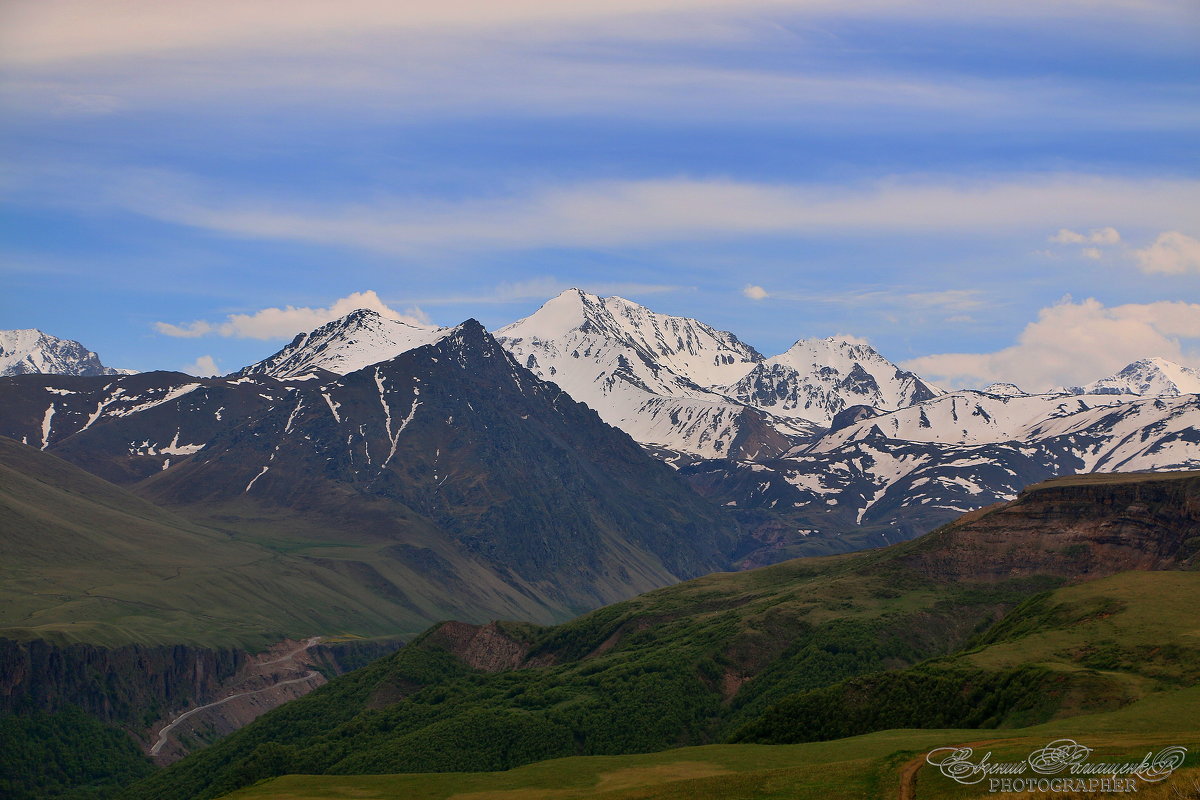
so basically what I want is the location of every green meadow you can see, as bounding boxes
[220,685,1200,799]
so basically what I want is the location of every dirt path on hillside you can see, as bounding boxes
[149,670,319,755]
[898,739,1007,800]
[149,636,322,757]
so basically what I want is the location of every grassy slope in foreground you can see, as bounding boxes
[220,683,1200,799]
[0,436,421,648]
[121,471,1200,800]
[730,570,1200,744]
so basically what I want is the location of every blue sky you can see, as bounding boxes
[1,0,1198,390]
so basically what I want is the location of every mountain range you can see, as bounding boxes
[3,288,1199,569]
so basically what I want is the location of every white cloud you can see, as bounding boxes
[156,320,214,338]
[155,290,430,340]
[1049,226,1122,259]
[1050,228,1086,244]
[743,284,769,300]
[831,332,871,346]
[903,297,1200,391]
[183,355,221,377]
[1134,231,1200,274]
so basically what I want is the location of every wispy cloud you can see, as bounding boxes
[5,0,1190,67]
[4,0,1195,133]
[902,289,985,313]
[155,290,429,340]
[410,277,688,305]
[35,169,1196,254]
[1049,226,1121,245]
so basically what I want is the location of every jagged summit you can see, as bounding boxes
[498,289,764,389]
[722,335,942,426]
[982,382,1027,397]
[494,290,798,461]
[1078,357,1200,397]
[236,309,448,379]
[0,328,134,377]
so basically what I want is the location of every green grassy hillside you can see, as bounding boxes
[119,470,1200,800]
[732,571,1200,744]
[119,552,1055,799]
[217,685,1200,799]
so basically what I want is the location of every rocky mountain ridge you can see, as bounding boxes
[0,329,134,378]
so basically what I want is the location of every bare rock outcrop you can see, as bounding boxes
[901,471,1200,582]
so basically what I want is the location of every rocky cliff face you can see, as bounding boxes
[0,638,245,730]
[902,471,1200,582]
[421,622,534,673]
[0,636,402,762]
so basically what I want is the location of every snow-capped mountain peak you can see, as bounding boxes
[722,336,942,426]
[497,289,763,389]
[0,329,134,377]
[1079,357,1200,397]
[495,290,811,461]
[236,309,449,379]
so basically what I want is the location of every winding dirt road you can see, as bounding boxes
[149,636,322,756]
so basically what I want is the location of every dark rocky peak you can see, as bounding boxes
[828,404,880,433]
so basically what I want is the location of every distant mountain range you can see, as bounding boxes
[3,289,1199,573]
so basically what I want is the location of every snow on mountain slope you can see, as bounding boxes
[1077,357,1200,397]
[1024,395,1200,473]
[807,391,1132,451]
[816,391,1200,473]
[495,289,813,460]
[722,337,942,426]
[0,329,134,377]
[685,392,1200,566]
[0,370,292,482]
[237,309,449,379]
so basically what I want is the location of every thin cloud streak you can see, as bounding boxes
[155,290,429,340]
[98,173,1200,254]
[408,278,689,306]
[4,0,1192,66]
[4,1,1195,132]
